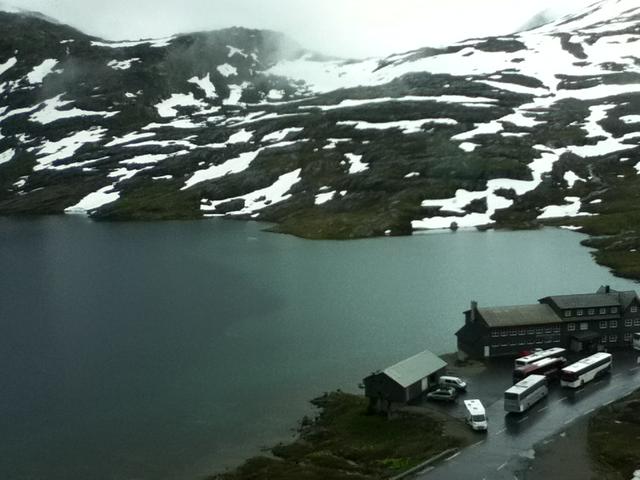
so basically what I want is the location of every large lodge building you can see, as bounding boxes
[457,286,640,358]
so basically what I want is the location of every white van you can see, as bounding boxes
[464,399,487,431]
[439,375,467,392]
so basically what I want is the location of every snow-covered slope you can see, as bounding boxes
[0,0,639,249]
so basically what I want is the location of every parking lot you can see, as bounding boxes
[412,350,640,479]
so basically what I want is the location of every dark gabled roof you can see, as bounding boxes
[380,349,447,388]
[477,303,559,327]
[542,289,638,310]
[618,290,639,310]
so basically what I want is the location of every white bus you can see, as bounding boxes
[514,347,566,368]
[633,333,640,351]
[504,374,548,413]
[560,352,612,388]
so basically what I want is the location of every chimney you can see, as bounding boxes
[605,285,610,293]
[470,301,478,322]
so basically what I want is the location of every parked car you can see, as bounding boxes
[426,386,458,402]
[438,375,467,392]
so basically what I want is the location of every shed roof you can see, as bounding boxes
[477,303,559,327]
[382,349,447,388]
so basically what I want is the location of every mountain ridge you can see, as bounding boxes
[1,0,640,277]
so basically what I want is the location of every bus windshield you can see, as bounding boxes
[504,392,519,401]
[561,371,578,382]
[471,414,486,422]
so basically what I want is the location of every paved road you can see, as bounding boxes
[418,351,640,480]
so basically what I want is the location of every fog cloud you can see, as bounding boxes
[7,0,593,58]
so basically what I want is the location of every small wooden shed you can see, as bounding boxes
[363,349,447,413]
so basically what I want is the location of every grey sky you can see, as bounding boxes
[7,0,594,58]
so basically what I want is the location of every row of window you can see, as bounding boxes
[491,318,640,336]
[491,326,561,337]
[567,318,640,331]
[494,333,634,349]
[564,305,639,317]
[600,333,634,343]
[495,337,562,348]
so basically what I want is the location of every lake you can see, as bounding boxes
[1,216,636,479]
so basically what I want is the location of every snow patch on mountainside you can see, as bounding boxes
[412,147,565,230]
[0,148,14,165]
[201,168,302,216]
[31,94,118,124]
[0,56,17,76]
[156,93,207,117]
[26,58,58,84]
[65,185,120,213]
[188,73,217,99]
[107,58,139,70]
[35,127,107,170]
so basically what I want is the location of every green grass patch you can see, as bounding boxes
[209,392,464,480]
[588,391,640,479]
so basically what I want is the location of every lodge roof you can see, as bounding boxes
[381,349,447,388]
[543,293,621,309]
[477,303,558,327]
[542,287,639,310]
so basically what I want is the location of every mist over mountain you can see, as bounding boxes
[1,0,640,276]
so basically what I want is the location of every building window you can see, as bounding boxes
[510,329,517,336]
[564,310,571,317]
[631,306,638,313]
[553,326,560,333]
[635,319,640,327]
[625,319,632,327]
[609,335,618,343]
[492,330,499,337]
[536,339,543,344]
[501,329,508,337]
[544,338,552,343]
[536,327,543,334]
[600,336,607,343]
[588,308,595,315]
[599,320,607,329]
[577,309,584,316]
[609,320,617,328]
[580,322,588,331]
[624,332,632,341]
[599,307,607,314]
[528,328,535,335]
[611,307,618,314]
[567,323,576,331]
[544,327,552,334]
[519,328,526,336]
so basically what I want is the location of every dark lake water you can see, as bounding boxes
[1,216,636,479]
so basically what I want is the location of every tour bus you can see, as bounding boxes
[463,399,488,431]
[633,333,640,351]
[515,347,566,368]
[512,356,567,383]
[560,352,613,388]
[504,374,548,413]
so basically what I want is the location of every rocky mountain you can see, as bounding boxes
[1,1,640,276]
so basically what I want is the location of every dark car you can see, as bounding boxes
[426,386,457,402]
